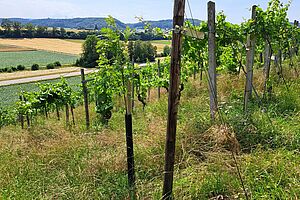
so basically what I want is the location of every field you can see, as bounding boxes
[0,51,79,69]
[0,38,82,55]
[150,40,171,53]
[0,44,35,52]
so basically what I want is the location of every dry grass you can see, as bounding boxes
[0,67,80,81]
[0,38,82,55]
[0,44,36,52]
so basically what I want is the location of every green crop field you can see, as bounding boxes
[150,40,171,45]
[0,50,79,69]
[0,76,81,107]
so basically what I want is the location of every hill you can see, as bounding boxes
[0,18,202,30]
[127,19,202,30]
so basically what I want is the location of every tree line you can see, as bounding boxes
[0,19,167,40]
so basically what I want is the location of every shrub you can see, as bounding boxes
[11,66,17,72]
[3,67,8,72]
[17,65,26,71]
[163,45,171,56]
[7,68,13,73]
[31,64,39,71]
[53,61,62,67]
[46,63,55,69]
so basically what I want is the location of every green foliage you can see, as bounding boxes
[162,45,171,57]
[10,66,17,72]
[46,63,55,69]
[53,61,62,67]
[0,107,16,128]
[16,65,25,71]
[31,64,39,71]
[129,40,157,63]
[76,35,100,68]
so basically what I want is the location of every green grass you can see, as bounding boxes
[0,76,81,108]
[0,50,79,69]
[64,39,85,44]
[0,65,299,199]
[150,40,171,45]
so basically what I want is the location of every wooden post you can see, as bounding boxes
[125,64,136,199]
[65,104,70,125]
[158,59,161,99]
[263,42,271,99]
[243,5,257,112]
[148,77,151,101]
[71,106,75,125]
[193,65,196,79]
[131,59,135,110]
[200,61,203,81]
[162,0,185,199]
[24,97,30,128]
[208,1,217,121]
[56,104,60,121]
[19,95,24,129]
[81,68,90,129]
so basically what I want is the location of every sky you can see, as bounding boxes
[0,0,299,23]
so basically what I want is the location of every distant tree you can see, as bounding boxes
[36,26,47,37]
[94,24,98,30]
[60,27,66,37]
[76,35,100,68]
[52,27,58,37]
[25,23,35,38]
[132,40,157,63]
[12,21,22,37]
[1,19,13,36]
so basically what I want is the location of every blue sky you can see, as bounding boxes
[0,0,298,23]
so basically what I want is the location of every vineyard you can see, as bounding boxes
[0,0,300,199]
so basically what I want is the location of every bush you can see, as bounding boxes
[7,68,13,73]
[3,67,8,72]
[163,45,171,57]
[46,63,55,69]
[31,64,39,71]
[17,65,26,71]
[53,61,62,67]
[11,66,17,72]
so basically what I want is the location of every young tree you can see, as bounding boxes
[76,35,100,68]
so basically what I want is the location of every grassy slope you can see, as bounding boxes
[0,64,299,199]
[0,51,79,69]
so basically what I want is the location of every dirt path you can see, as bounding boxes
[0,68,97,86]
